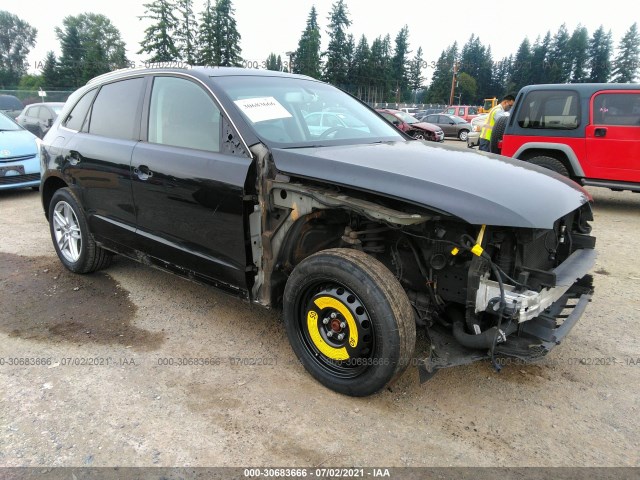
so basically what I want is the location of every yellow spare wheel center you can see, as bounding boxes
[307,296,359,360]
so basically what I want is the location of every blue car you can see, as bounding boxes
[0,112,41,191]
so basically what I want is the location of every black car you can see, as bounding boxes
[41,67,596,396]
[15,102,65,138]
[0,94,24,119]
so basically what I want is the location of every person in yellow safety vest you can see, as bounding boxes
[479,94,515,152]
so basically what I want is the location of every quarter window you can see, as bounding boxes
[148,76,221,152]
[593,93,640,126]
[516,90,580,129]
[89,78,144,140]
[63,88,98,131]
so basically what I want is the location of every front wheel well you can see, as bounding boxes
[42,176,69,219]
[516,149,575,177]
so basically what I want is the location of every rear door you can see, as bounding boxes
[60,77,145,244]
[130,75,253,291]
[586,90,640,182]
[22,106,41,135]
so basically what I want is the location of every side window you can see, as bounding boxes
[89,78,145,140]
[148,76,221,152]
[593,93,640,126]
[458,108,465,116]
[382,113,397,123]
[426,115,437,123]
[63,89,98,131]
[516,90,579,129]
[27,106,40,117]
[468,107,478,115]
[324,114,340,128]
[446,108,455,115]
[38,108,52,121]
[306,113,321,127]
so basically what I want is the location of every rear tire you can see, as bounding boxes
[283,248,416,397]
[490,116,508,154]
[528,155,570,177]
[49,188,113,274]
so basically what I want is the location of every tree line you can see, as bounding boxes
[1,2,639,106]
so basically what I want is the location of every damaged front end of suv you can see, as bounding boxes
[246,140,595,393]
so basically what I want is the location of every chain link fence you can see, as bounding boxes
[0,89,75,107]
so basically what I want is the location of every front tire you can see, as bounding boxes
[458,129,469,141]
[49,188,113,274]
[283,248,416,397]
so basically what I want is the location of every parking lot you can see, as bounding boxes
[1,140,639,467]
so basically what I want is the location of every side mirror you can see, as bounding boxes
[392,120,400,126]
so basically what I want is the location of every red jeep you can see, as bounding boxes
[492,84,640,192]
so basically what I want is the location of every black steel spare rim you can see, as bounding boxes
[297,281,376,379]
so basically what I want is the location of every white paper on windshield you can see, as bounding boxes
[234,97,292,123]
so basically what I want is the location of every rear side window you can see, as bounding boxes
[516,90,580,130]
[27,106,40,117]
[38,108,52,120]
[148,76,221,152]
[64,89,98,131]
[593,92,640,126]
[89,78,145,140]
[468,106,478,115]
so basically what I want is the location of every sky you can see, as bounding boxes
[3,0,636,83]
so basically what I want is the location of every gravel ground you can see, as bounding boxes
[1,154,639,467]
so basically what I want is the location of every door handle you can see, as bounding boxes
[594,127,607,137]
[134,165,154,181]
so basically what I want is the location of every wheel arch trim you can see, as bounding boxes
[512,143,585,177]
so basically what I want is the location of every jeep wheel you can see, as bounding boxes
[490,116,508,154]
[458,129,469,141]
[283,248,416,397]
[528,156,570,177]
[49,188,113,274]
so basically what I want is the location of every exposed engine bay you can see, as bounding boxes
[248,162,596,378]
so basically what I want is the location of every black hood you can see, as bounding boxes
[271,141,591,229]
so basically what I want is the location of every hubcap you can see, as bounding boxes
[299,284,374,378]
[53,201,82,263]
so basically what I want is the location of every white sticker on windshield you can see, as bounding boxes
[234,97,292,123]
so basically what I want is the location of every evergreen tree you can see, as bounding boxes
[368,36,393,103]
[492,55,512,96]
[588,25,613,82]
[391,25,410,97]
[0,11,37,87]
[176,0,197,64]
[138,0,180,62]
[57,23,84,88]
[408,46,424,93]
[530,32,551,84]
[508,38,533,92]
[197,0,217,65]
[213,0,242,67]
[459,34,492,103]
[351,35,372,100]
[569,25,589,82]
[293,6,321,78]
[265,53,282,71]
[425,43,458,104]
[42,51,61,89]
[344,34,356,93]
[612,22,640,83]
[323,0,351,87]
[547,24,572,83]
[455,72,477,104]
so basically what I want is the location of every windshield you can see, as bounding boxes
[0,113,22,131]
[393,111,420,124]
[52,105,63,115]
[214,76,403,147]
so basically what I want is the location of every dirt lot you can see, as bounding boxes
[1,156,639,467]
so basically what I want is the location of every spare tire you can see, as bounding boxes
[490,115,508,154]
